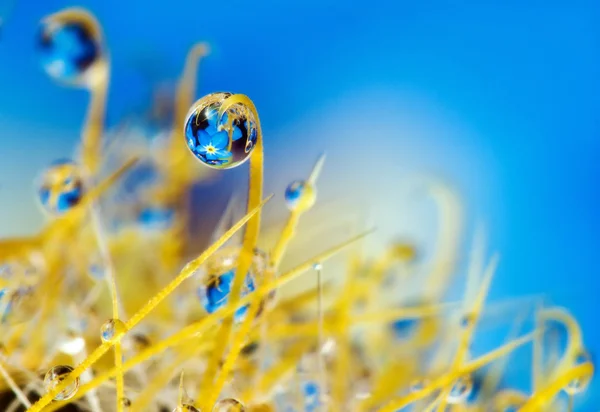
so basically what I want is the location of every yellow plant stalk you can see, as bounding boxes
[0,7,592,412]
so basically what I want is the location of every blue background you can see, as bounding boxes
[0,0,598,408]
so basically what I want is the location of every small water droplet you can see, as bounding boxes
[100,318,127,343]
[447,374,473,404]
[43,365,79,401]
[185,92,258,170]
[284,180,316,212]
[36,160,85,215]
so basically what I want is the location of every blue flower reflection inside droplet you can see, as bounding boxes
[38,160,84,215]
[185,93,257,170]
[198,270,255,322]
[186,107,237,166]
[38,22,99,81]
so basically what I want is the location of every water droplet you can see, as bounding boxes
[0,285,38,325]
[38,11,102,84]
[43,365,79,401]
[447,375,473,404]
[284,180,316,212]
[312,262,323,271]
[565,350,593,395]
[185,92,258,169]
[120,397,132,408]
[213,398,246,412]
[196,247,267,322]
[1,255,45,282]
[459,313,475,328]
[37,160,84,215]
[409,378,428,392]
[100,318,127,343]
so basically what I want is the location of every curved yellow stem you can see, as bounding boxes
[378,331,535,412]
[519,363,594,411]
[41,232,369,412]
[423,181,463,300]
[25,196,270,412]
[540,308,584,384]
[159,43,211,275]
[43,8,110,176]
[493,390,528,410]
[197,94,264,409]
[81,68,109,176]
[0,361,31,408]
[130,344,197,412]
[437,253,499,410]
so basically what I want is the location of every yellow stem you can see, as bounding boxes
[519,363,594,411]
[40,232,369,412]
[131,345,195,412]
[81,62,109,177]
[198,94,264,409]
[25,196,270,412]
[207,288,264,406]
[0,361,31,408]
[378,331,535,412]
[114,344,125,412]
[437,253,499,410]
[241,340,313,402]
[41,158,139,241]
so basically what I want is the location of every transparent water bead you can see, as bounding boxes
[197,247,267,322]
[43,365,80,401]
[447,374,473,404]
[37,159,85,215]
[565,350,593,395]
[38,9,102,84]
[185,92,258,169]
[100,318,127,343]
[284,180,316,212]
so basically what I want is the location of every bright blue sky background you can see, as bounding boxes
[0,0,599,407]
